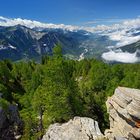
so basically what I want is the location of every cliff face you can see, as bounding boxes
[42,117,104,140]
[105,87,140,140]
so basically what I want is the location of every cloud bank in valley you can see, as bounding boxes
[101,26,140,63]
[102,50,140,63]
[99,17,140,63]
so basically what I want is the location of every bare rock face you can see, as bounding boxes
[42,117,104,140]
[105,87,140,140]
[0,107,7,129]
[0,104,23,139]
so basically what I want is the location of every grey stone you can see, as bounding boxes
[0,107,7,129]
[8,104,21,125]
[42,117,103,140]
[106,87,140,140]
[0,104,23,139]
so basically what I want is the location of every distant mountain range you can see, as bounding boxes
[0,25,114,61]
[0,16,140,63]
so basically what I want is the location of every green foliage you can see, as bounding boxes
[53,43,63,59]
[0,98,9,110]
[88,60,111,91]
[1,45,140,138]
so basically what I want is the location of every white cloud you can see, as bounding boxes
[102,50,139,63]
[106,29,140,48]
[0,16,79,31]
[116,36,140,47]
[82,17,140,34]
[99,17,140,63]
[0,16,140,34]
[84,18,126,25]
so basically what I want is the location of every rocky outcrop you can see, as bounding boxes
[42,87,140,140]
[42,117,104,140]
[0,104,23,139]
[105,87,140,140]
[0,107,7,129]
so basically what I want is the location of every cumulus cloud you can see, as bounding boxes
[102,50,140,63]
[83,17,140,33]
[0,16,79,31]
[0,16,140,34]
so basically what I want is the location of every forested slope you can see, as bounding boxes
[0,45,140,139]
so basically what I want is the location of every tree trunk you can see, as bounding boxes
[39,108,43,132]
[38,107,43,140]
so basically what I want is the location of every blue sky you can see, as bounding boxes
[0,0,140,26]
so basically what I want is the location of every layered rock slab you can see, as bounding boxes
[106,87,140,140]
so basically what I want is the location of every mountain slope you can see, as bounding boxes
[0,25,114,61]
[121,40,140,53]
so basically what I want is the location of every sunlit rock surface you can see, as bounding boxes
[42,117,103,140]
[105,87,140,140]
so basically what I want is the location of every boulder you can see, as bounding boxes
[106,87,140,140]
[42,117,104,140]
